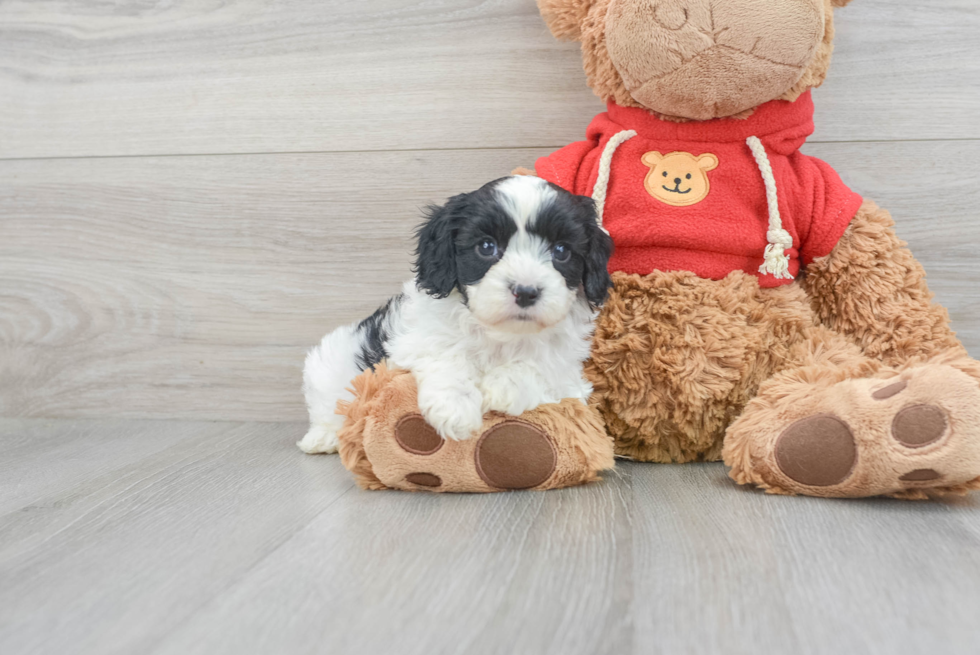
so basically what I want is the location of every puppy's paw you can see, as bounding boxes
[297,423,340,454]
[419,386,484,442]
[480,367,551,416]
[481,381,520,415]
[483,387,540,417]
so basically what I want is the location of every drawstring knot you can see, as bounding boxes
[747,135,794,280]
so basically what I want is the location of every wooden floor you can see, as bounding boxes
[3,1,980,653]
[1,418,979,655]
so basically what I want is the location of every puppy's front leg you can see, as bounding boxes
[414,365,485,442]
[481,363,558,416]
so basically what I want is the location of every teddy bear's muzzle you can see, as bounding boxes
[604,0,826,119]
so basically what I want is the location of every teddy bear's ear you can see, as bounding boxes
[641,151,663,166]
[831,0,854,6]
[697,154,719,172]
[537,0,594,41]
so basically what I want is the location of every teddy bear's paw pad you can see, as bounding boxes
[404,472,443,488]
[774,414,858,487]
[756,363,980,497]
[891,404,947,448]
[865,364,980,493]
[871,380,907,400]
[898,468,941,482]
[475,421,557,490]
[394,414,444,455]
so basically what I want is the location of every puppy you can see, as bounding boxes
[299,175,613,454]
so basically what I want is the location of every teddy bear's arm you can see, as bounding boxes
[803,199,966,366]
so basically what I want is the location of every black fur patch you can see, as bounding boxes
[529,183,613,307]
[452,195,517,290]
[414,178,517,298]
[414,177,612,306]
[354,294,402,370]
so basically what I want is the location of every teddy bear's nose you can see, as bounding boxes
[674,178,682,185]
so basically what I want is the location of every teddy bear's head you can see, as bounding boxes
[539,0,853,121]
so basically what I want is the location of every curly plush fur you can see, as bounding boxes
[585,200,980,497]
[586,268,820,463]
[526,0,980,497]
[802,201,967,365]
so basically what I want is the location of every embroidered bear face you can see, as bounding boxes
[641,151,719,207]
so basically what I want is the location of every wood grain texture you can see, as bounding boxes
[2,419,979,655]
[2,141,978,421]
[0,419,353,655]
[0,417,221,515]
[630,463,980,655]
[1,0,979,159]
[153,465,634,655]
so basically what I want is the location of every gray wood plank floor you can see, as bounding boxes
[2,418,979,655]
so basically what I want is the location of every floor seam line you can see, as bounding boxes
[2,137,979,162]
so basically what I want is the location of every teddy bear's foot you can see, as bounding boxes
[357,413,611,493]
[335,363,614,493]
[724,360,980,498]
[378,416,564,492]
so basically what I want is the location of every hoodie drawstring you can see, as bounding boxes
[592,131,795,281]
[746,136,794,280]
[592,130,637,234]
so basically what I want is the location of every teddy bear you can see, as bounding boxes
[335,363,615,492]
[518,0,980,498]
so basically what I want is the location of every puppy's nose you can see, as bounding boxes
[512,285,540,308]
[674,178,682,185]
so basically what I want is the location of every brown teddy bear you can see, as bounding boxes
[336,364,614,492]
[521,0,980,498]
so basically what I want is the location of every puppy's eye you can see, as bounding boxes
[552,243,571,263]
[662,171,668,177]
[686,173,692,180]
[476,239,498,259]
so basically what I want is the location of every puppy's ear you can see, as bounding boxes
[414,197,462,298]
[580,200,614,307]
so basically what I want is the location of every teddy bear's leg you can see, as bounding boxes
[723,198,980,498]
[337,364,615,492]
[363,409,614,493]
[723,322,980,498]
[585,270,821,464]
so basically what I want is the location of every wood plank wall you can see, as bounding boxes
[2,0,978,421]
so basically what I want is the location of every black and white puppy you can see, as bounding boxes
[299,175,613,454]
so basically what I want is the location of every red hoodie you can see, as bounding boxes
[535,91,863,288]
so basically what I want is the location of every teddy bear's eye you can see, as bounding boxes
[686,173,692,180]
[662,171,668,177]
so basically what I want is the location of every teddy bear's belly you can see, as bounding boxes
[585,269,820,463]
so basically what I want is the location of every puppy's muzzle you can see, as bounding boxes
[512,285,541,308]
